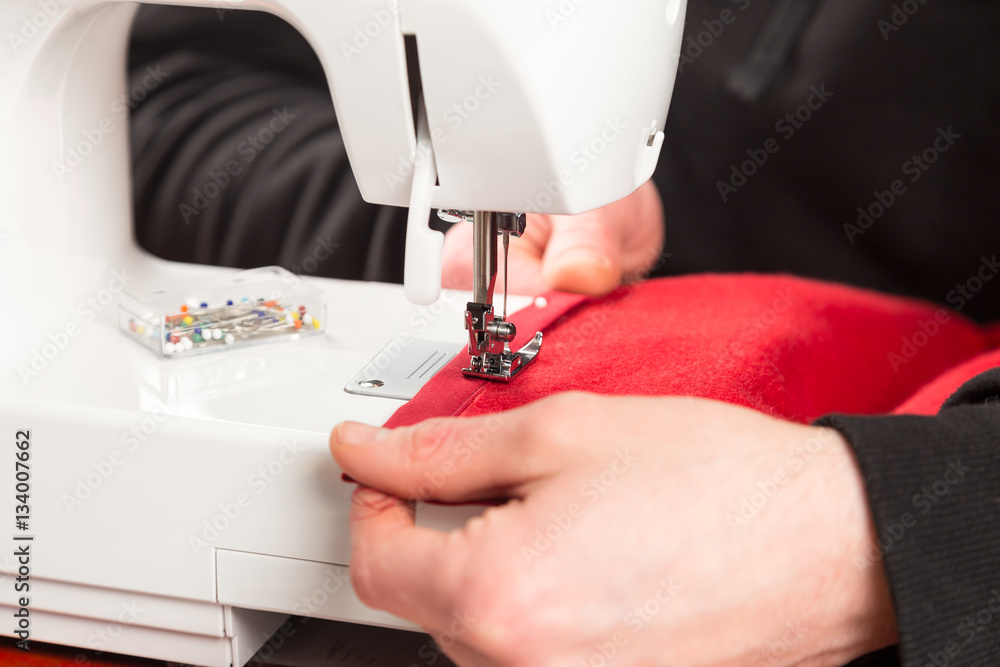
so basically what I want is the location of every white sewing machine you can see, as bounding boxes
[0,0,685,664]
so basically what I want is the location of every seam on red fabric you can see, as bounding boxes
[451,381,488,417]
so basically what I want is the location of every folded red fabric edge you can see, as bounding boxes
[383,290,590,429]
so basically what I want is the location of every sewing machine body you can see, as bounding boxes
[2,255,476,666]
[0,0,685,663]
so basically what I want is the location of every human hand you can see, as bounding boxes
[440,181,665,297]
[330,394,897,667]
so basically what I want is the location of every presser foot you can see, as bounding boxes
[463,332,543,382]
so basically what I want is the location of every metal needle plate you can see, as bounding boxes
[345,339,457,400]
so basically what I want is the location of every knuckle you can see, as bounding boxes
[351,488,397,518]
[525,393,587,442]
[458,573,542,661]
[399,419,453,466]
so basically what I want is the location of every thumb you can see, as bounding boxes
[541,181,665,295]
[541,211,623,296]
[330,406,568,503]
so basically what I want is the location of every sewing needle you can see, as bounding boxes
[502,231,509,320]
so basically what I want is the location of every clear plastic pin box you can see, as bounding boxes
[118,266,326,359]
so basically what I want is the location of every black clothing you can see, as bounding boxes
[127,3,1000,665]
[128,8,407,282]
[128,1,1000,322]
[820,373,1000,667]
[655,0,1000,323]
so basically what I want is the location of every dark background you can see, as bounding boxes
[128,0,1000,323]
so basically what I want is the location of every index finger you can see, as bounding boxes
[330,405,570,504]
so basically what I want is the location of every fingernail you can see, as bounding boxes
[548,250,617,296]
[336,422,390,446]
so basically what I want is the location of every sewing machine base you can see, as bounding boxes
[0,254,521,666]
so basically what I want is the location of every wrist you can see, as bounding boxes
[813,426,898,663]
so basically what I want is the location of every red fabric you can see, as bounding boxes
[386,275,995,428]
[894,347,1000,415]
[0,639,160,666]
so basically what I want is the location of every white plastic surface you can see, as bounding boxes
[0,0,684,663]
[0,258,474,664]
[226,606,291,667]
[0,606,235,666]
[217,550,419,631]
[404,103,444,305]
[0,576,226,636]
[4,0,684,215]
[399,0,686,214]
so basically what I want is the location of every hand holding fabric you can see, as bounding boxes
[331,393,897,667]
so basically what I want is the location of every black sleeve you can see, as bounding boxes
[817,369,1000,666]
[128,6,409,283]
